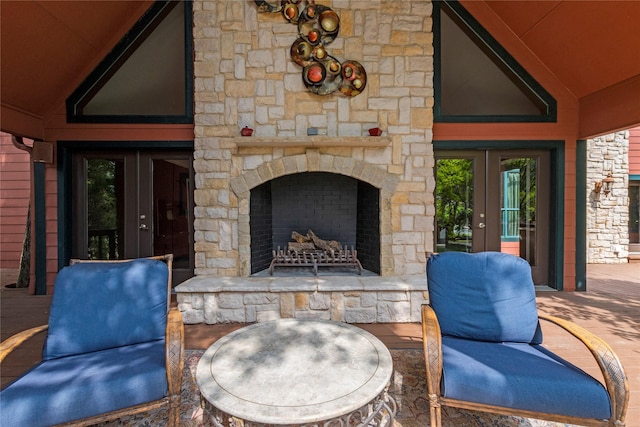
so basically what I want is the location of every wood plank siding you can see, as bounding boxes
[0,132,30,269]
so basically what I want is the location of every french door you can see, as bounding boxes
[435,149,550,285]
[72,150,194,285]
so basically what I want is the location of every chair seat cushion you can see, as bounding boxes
[441,336,611,420]
[0,340,167,427]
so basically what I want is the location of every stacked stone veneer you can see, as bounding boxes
[178,0,435,323]
[587,131,629,263]
[177,275,429,324]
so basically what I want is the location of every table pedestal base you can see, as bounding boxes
[202,387,397,427]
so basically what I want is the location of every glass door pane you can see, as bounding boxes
[85,158,126,260]
[488,151,549,285]
[435,155,484,253]
[499,157,537,265]
[152,159,191,270]
[630,184,639,245]
[139,152,195,285]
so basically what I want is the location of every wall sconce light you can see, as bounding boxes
[594,172,614,196]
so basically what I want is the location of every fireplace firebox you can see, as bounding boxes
[250,172,380,275]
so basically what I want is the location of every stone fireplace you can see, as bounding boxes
[176,0,435,323]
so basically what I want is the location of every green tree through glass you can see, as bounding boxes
[87,160,119,259]
[436,159,473,251]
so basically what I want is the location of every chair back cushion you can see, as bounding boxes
[43,258,169,360]
[427,251,539,343]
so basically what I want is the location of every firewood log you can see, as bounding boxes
[292,231,312,243]
[307,230,341,253]
[288,242,316,251]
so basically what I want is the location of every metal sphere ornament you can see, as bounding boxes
[254,0,366,97]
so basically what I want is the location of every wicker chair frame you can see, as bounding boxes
[421,304,629,427]
[0,254,184,427]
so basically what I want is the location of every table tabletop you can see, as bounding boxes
[196,318,394,424]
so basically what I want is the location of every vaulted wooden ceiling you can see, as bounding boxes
[486,0,640,99]
[2,1,640,139]
[1,1,153,137]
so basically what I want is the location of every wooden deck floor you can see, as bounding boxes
[1,264,638,424]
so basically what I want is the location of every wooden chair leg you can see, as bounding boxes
[168,398,180,427]
[429,395,442,427]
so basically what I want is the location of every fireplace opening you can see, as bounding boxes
[250,172,380,275]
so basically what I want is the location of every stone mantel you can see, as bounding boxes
[233,136,392,148]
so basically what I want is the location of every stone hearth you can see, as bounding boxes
[176,274,428,324]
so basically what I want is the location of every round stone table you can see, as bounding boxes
[196,318,396,426]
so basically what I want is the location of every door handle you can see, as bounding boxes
[139,214,148,230]
[477,222,486,229]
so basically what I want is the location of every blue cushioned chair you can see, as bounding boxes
[422,251,629,427]
[0,255,184,427]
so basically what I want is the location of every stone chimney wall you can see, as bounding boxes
[587,131,630,263]
[192,0,435,277]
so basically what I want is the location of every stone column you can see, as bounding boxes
[586,131,630,263]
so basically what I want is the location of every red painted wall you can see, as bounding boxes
[0,132,31,269]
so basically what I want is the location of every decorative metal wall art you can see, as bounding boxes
[254,0,367,97]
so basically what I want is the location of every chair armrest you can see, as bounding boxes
[165,307,184,396]
[421,305,443,398]
[539,313,629,424]
[0,325,49,364]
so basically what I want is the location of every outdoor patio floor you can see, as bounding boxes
[1,263,638,425]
